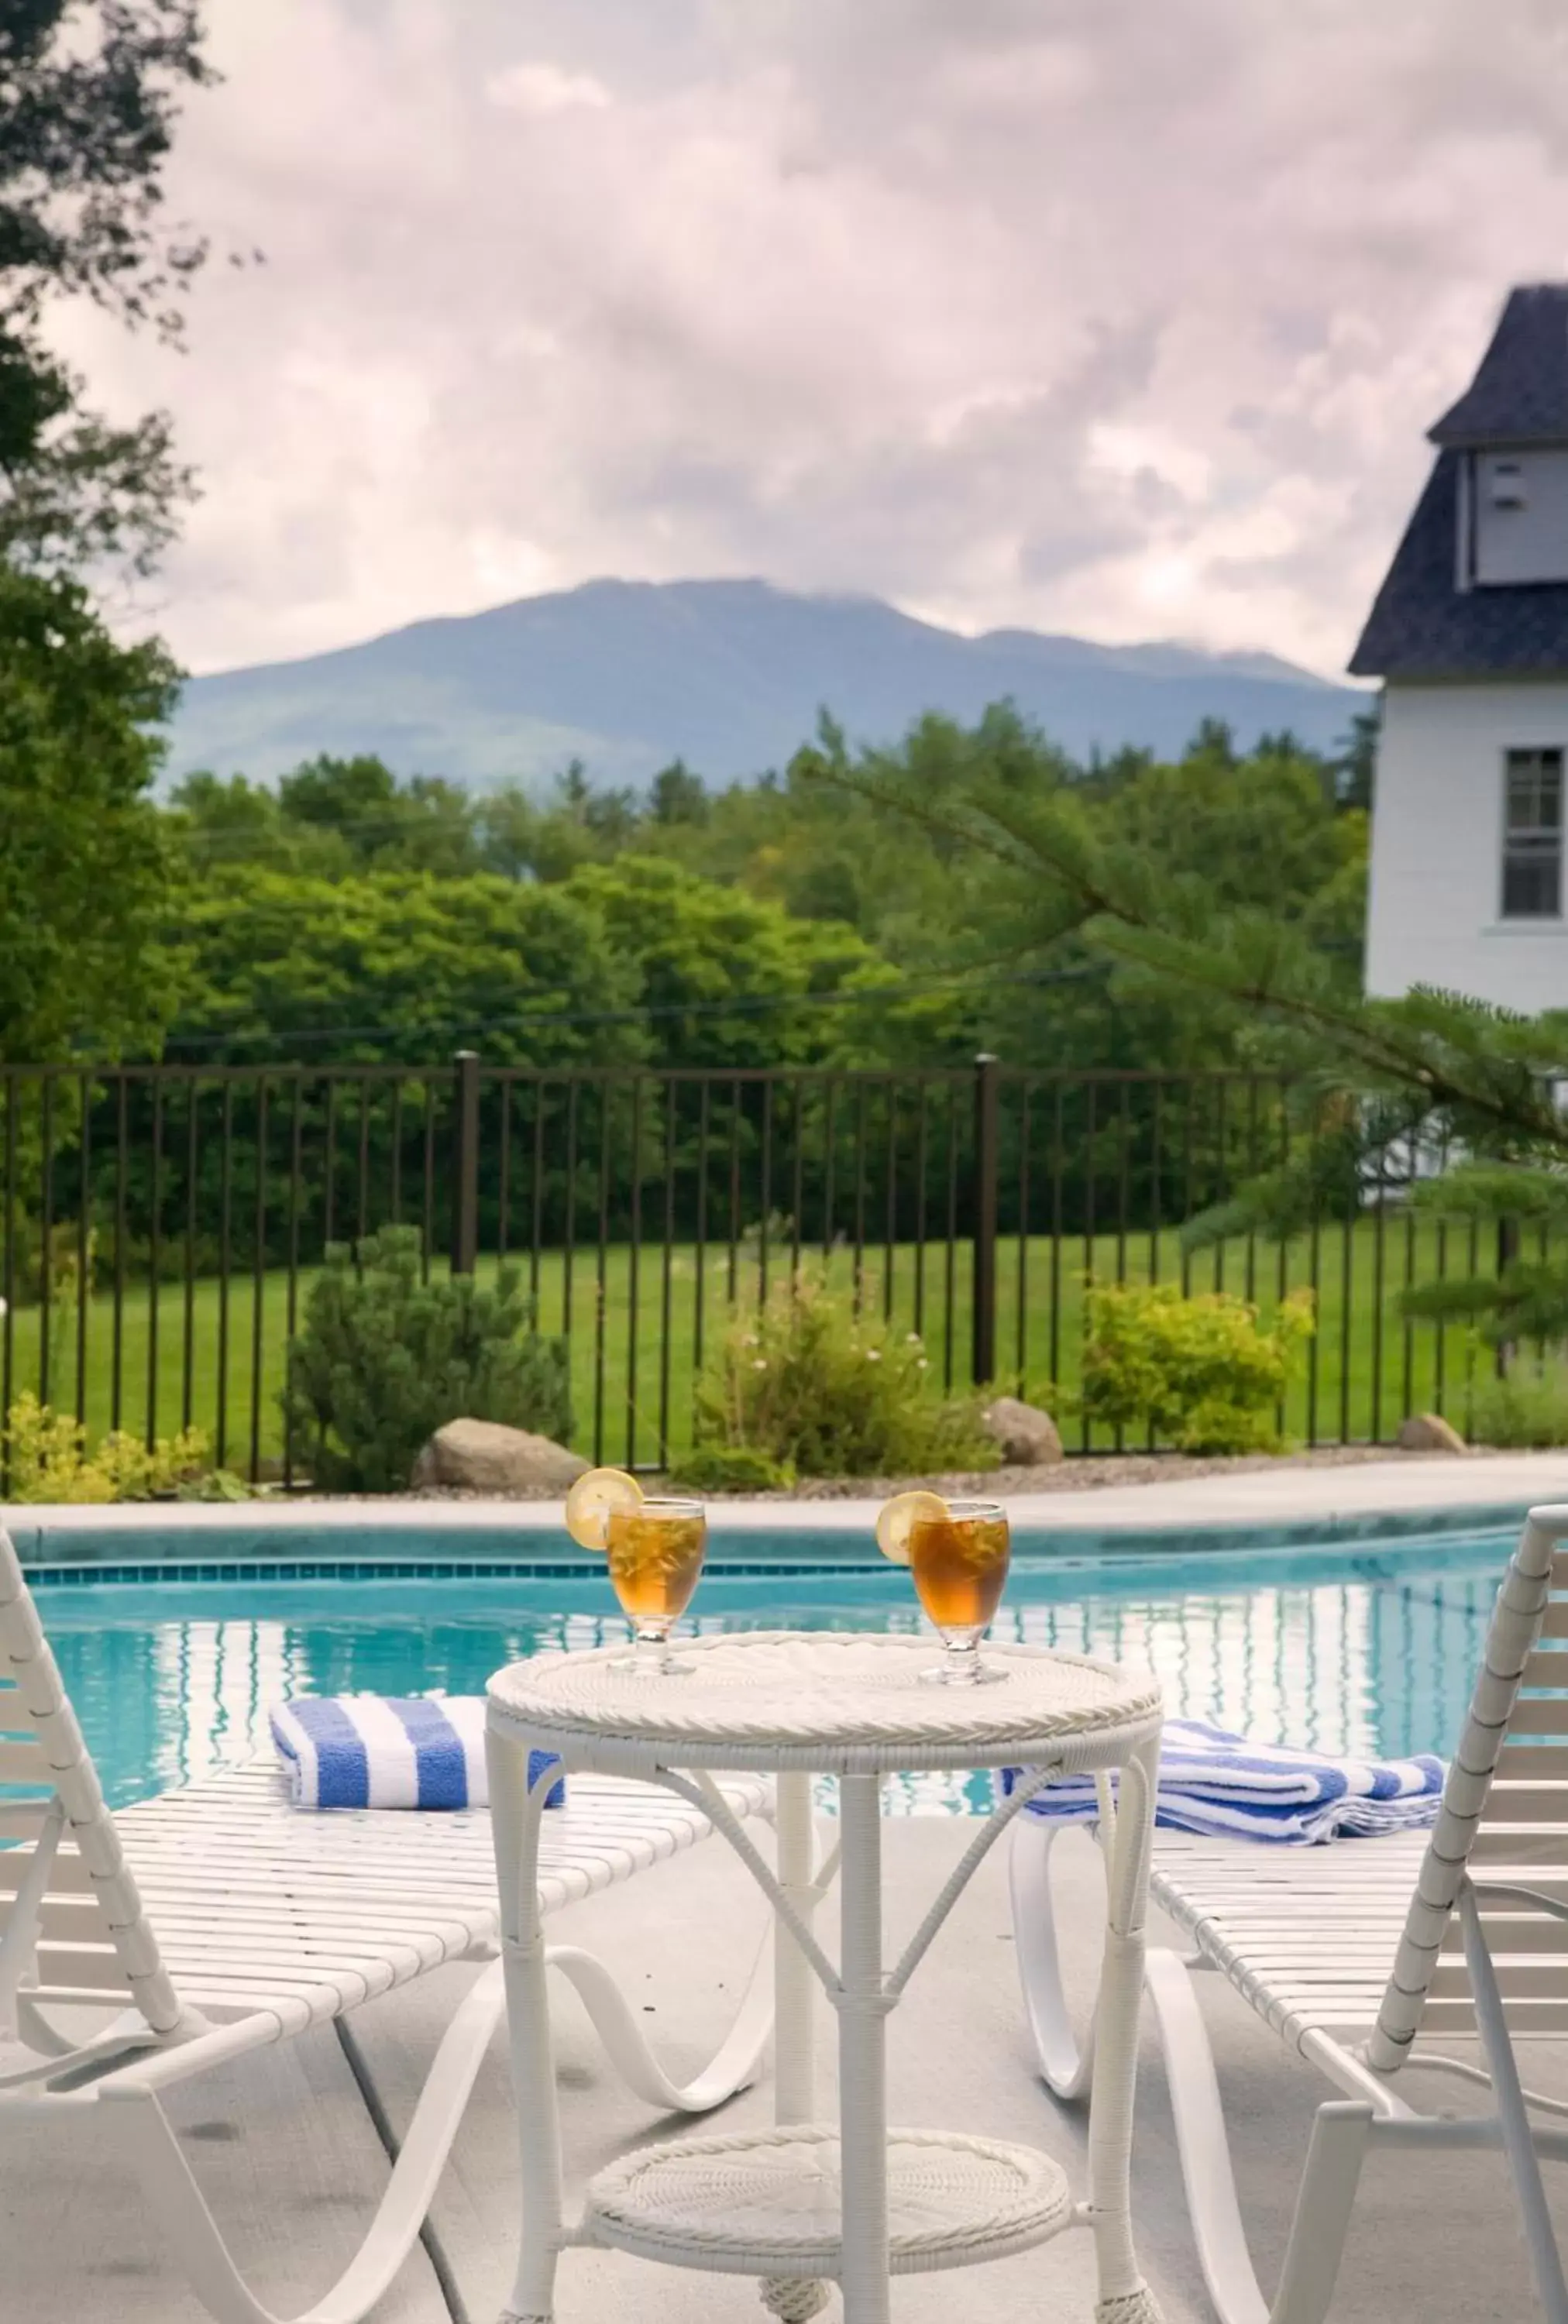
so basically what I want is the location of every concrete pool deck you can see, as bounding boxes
[6,1462,1567,2315]
[10,1449,1568,1570]
[5,1823,1563,2324]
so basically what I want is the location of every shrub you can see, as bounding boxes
[1078,1281,1315,1456]
[282,1225,573,1492]
[2,1393,211,1503]
[2,1218,99,1312]
[1469,1364,1568,1449]
[666,1444,796,1494]
[691,1273,998,1480]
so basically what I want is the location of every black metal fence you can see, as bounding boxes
[0,1055,1508,1482]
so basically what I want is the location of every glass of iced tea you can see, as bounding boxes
[565,1469,707,1674]
[877,1490,1011,1686]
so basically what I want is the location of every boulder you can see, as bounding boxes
[411,1418,589,1495]
[980,1395,1064,1467]
[1395,1411,1469,1455]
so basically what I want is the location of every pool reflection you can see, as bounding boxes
[40,1543,1508,1816]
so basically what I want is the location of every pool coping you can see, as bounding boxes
[8,1453,1568,1576]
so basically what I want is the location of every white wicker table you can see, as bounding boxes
[486,1631,1164,2324]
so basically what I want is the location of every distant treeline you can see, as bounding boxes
[142,703,1371,1080]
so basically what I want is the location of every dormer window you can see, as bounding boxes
[1471,449,1568,583]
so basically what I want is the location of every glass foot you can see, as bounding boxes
[919,1659,1006,1686]
[607,1648,694,1676]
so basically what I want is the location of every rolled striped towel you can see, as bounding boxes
[1002,1718,1443,1845]
[270,1695,564,1812]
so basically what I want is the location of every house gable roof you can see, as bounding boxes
[1350,286,1568,679]
[1349,451,1568,677]
[1429,285,1568,449]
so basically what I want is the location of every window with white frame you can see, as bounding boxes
[1502,748,1564,919]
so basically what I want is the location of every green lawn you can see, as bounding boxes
[0,1208,1505,1479]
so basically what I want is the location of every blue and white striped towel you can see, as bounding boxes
[270,1695,564,1812]
[1002,1718,1444,1845]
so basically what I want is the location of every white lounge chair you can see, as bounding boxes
[1009,1503,1568,2324]
[0,1522,775,2324]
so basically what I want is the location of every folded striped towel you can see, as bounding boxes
[270,1695,564,1812]
[1002,1718,1444,1845]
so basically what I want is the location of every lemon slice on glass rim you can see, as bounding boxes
[874,1488,949,1565]
[564,1466,644,1552]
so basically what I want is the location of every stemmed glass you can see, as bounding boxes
[877,1491,1012,1686]
[566,1470,707,1676]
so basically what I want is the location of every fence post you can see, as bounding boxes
[971,1053,999,1387]
[1496,1213,1519,1379]
[451,1049,480,1275]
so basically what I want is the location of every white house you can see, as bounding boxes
[1357,284,1568,1012]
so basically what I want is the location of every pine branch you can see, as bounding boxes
[1411,1163,1568,1224]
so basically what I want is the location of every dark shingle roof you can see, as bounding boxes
[1350,284,1568,678]
[1348,449,1568,678]
[1429,285,1568,448]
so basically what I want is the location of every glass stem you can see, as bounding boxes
[944,1637,981,1685]
[634,1623,670,1673]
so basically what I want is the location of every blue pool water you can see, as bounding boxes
[33,1528,1514,1815]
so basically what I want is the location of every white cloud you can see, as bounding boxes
[63,0,1568,680]
[486,61,613,115]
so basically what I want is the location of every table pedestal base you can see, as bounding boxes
[582,2121,1074,2279]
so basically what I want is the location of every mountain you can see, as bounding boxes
[162,577,1366,791]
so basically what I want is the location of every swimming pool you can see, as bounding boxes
[34,1527,1511,1815]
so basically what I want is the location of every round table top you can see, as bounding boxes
[487,1630,1161,1776]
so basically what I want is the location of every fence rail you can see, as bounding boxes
[0,1055,1509,1484]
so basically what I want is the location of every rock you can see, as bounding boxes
[411,1418,589,1494]
[1395,1411,1469,1455]
[980,1395,1064,1467]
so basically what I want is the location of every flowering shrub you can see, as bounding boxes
[2,1394,216,1503]
[691,1273,998,1478]
[1078,1281,1315,1455]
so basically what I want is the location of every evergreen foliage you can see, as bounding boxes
[282,1226,573,1492]
[823,717,1568,1349]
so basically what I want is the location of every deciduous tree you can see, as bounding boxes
[0,565,176,1058]
[0,1,218,583]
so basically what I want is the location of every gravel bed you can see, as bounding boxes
[392,1443,1484,1504]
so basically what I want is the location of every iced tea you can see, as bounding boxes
[605,1502,707,1624]
[907,1509,1011,1631]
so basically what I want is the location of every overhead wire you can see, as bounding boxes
[156,962,1095,1056]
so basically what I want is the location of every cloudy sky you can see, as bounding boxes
[60,0,1568,678]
